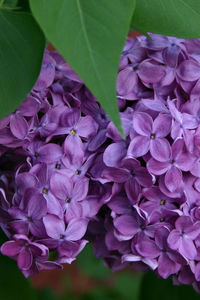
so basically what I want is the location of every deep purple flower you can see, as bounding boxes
[102,158,153,203]
[1,234,48,271]
[147,139,195,192]
[50,170,89,211]
[2,33,200,289]
[8,193,47,237]
[155,227,185,278]
[167,216,200,259]
[128,112,171,161]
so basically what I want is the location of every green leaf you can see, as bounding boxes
[0,10,45,119]
[30,0,136,137]
[139,272,200,300]
[132,0,200,38]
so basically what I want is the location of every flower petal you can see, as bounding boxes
[150,138,171,162]
[133,112,152,136]
[65,218,88,241]
[43,215,65,239]
[165,166,182,192]
[128,136,150,157]
[1,241,21,257]
[17,247,32,270]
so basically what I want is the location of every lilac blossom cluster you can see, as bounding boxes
[0,33,200,290]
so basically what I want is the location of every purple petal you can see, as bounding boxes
[61,108,80,128]
[182,113,198,129]
[135,167,153,187]
[128,136,150,157]
[17,247,32,270]
[77,115,97,138]
[103,142,126,167]
[38,144,63,163]
[1,241,21,256]
[9,221,29,235]
[179,238,197,260]
[45,193,63,217]
[125,179,141,204]
[88,129,107,151]
[114,215,139,237]
[177,59,200,82]
[163,45,180,67]
[18,96,39,116]
[65,218,88,241]
[150,138,171,162]
[117,67,138,95]
[138,59,166,83]
[102,167,129,183]
[147,158,170,175]
[28,193,47,219]
[43,215,65,239]
[107,194,132,214]
[50,171,73,200]
[10,114,29,140]
[120,157,140,170]
[63,134,84,165]
[175,152,195,172]
[158,253,180,279]
[16,173,38,194]
[72,178,89,201]
[165,166,182,192]
[34,53,56,90]
[167,229,181,250]
[153,114,171,138]
[59,240,87,258]
[135,238,160,258]
[133,112,152,136]
[30,220,46,238]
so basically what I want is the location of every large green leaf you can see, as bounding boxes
[0,10,45,118]
[139,272,200,300]
[30,0,136,137]
[132,0,200,38]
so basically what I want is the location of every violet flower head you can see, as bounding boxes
[2,32,200,292]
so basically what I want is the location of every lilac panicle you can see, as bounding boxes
[1,34,200,292]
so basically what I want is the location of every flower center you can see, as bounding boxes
[140,225,145,230]
[160,218,165,222]
[133,65,138,72]
[60,234,65,239]
[75,169,81,175]
[70,129,76,135]
[160,200,165,205]
[27,217,33,222]
[55,163,61,169]
[42,188,48,194]
[24,242,29,247]
[34,152,39,158]
[65,197,71,203]
[150,134,155,139]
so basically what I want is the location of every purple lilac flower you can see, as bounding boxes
[2,33,200,292]
[127,112,172,162]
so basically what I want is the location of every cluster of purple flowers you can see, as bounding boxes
[1,33,200,290]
